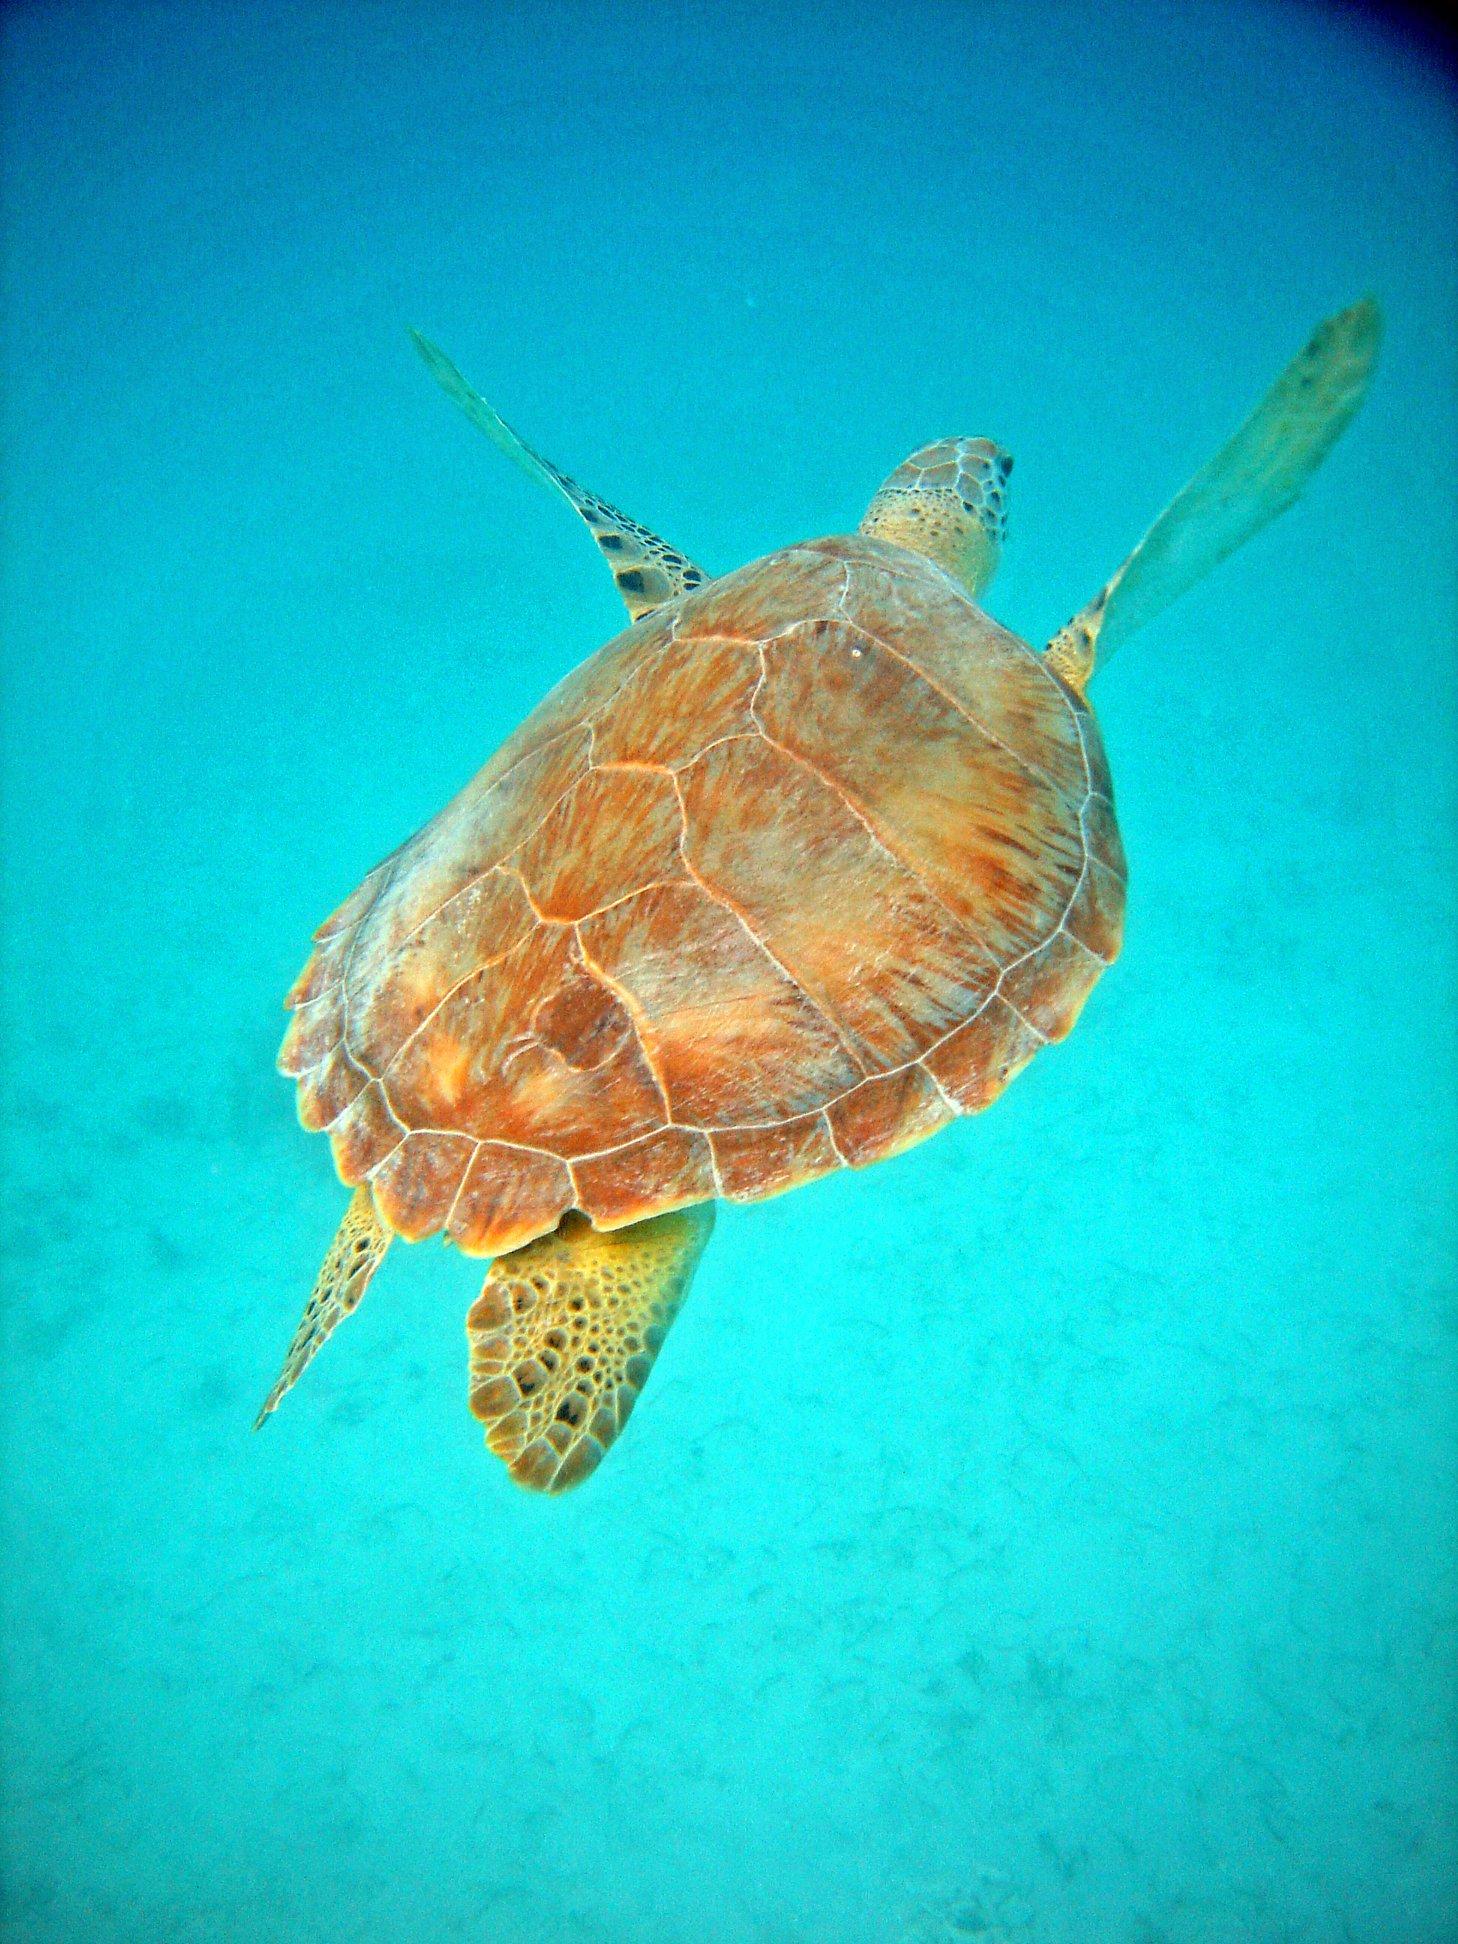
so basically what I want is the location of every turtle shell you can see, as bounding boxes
[280,534,1125,1255]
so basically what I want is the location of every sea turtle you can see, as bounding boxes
[260,299,1380,1491]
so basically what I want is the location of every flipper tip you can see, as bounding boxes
[1310,295,1383,402]
[408,327,457,385]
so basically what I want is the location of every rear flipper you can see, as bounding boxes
[466,1204,714,1493]
[1046,297,1382,690]
[254,1185,392,1428]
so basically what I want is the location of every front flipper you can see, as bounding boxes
[1046,297,1381,690]
[466,1203,714,1493]
[254,1185,392,1428]
[411,331,708,622]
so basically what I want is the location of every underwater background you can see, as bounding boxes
[2,2,1455,1939]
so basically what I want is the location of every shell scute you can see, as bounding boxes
[371,1131,477,1242]
[329,1080,408,1182]
[467,609,676,796]
[314,866,391,943]
[515,765,686,921]
[678,730,998,1067]
[577,880,861,1129]
[1082,792,1127,883]
[344,728,590,1003]
[447,1141,575,1256]
[1077,707,1116,804]
[386,924,666,1156]
[297,1044,369,1132]
[709,1113,841,1202]
[570,1127,718,1229]
[669,544,849,640]
[1065,855,1126,964]
[278,988,345,1079]
[530,957,637,1073]
[756,627,1086,961]
[346,868,539,1079]
[828,1065,954,1167]
[590,634,763,768]
[285,927,355,1010]
[999,931,1103,1043]
[921,994,1045,1114]
[845,545,1089,802]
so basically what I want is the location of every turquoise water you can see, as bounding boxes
[2,3,1455,1938]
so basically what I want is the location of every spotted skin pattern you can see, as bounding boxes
[411,330,706,620]
[254,1185,391,1426]
[860,437,1012,596]
[466,1203,714,1492]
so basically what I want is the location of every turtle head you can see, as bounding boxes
[858,437,1011,598]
